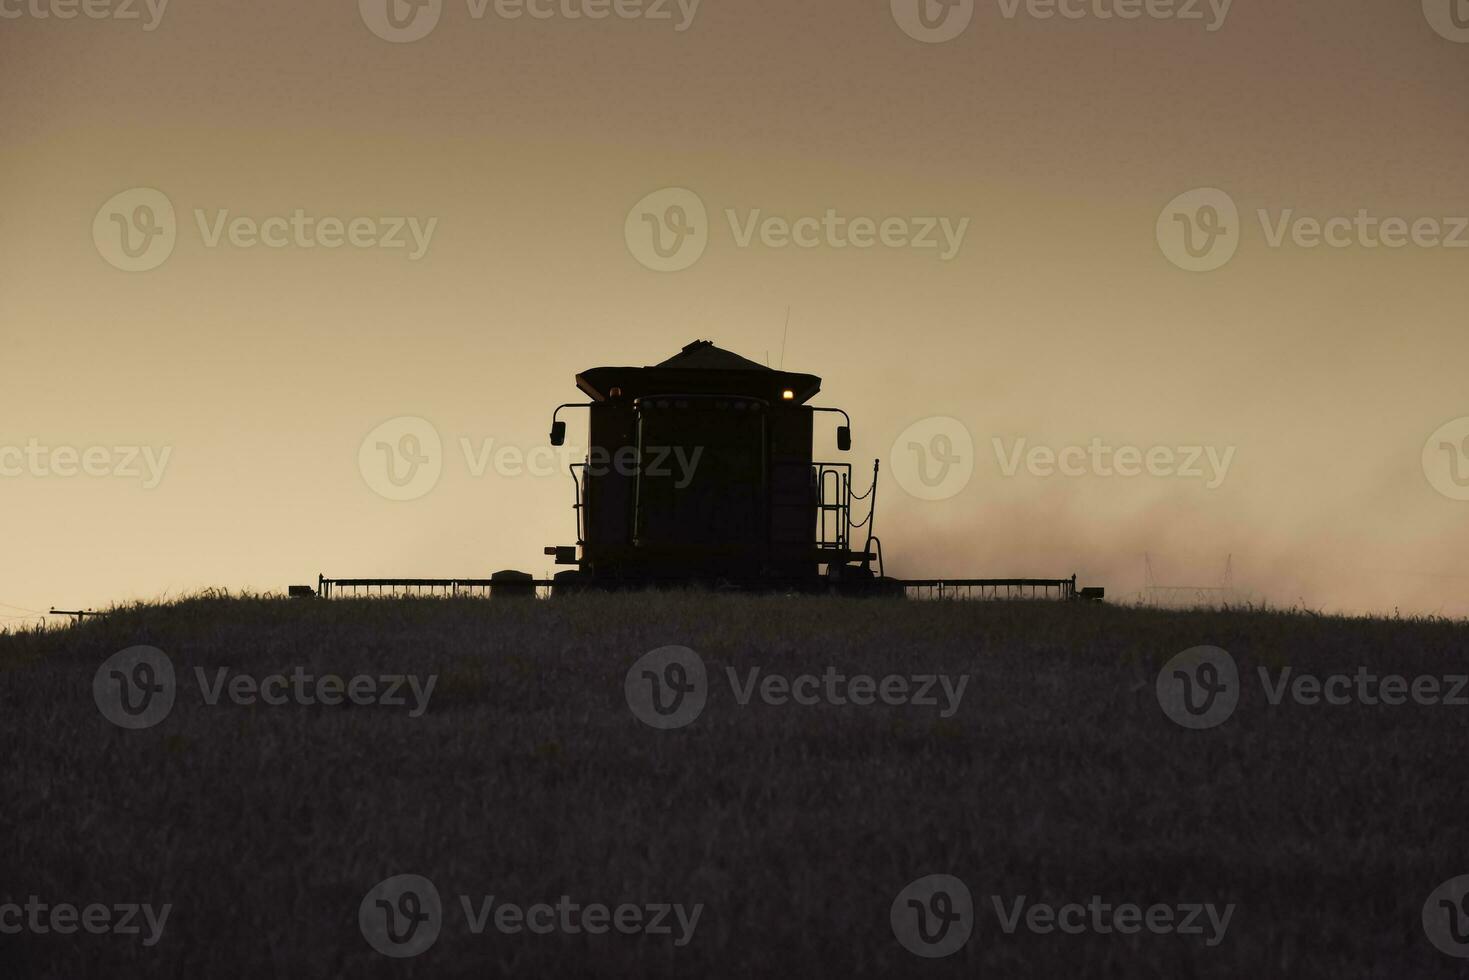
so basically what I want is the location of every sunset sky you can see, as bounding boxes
[2,0,1467,621]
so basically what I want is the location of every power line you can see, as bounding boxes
[49,608,106,623]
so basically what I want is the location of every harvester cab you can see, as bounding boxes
[543,340,887,594]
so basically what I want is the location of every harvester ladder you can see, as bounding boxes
[814,463,851,552]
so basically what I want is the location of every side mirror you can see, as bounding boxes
[550,420,566,447]
[836,426,851,452]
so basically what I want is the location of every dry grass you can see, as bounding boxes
[1,593,1465,977]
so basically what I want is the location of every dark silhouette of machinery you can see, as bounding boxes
[303,340,1103,601]
[543,340,893,594]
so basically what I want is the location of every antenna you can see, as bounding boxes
[779,307,790,369]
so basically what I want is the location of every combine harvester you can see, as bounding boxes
[304,341,1103,602]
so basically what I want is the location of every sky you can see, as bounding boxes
[2,0,1467,621]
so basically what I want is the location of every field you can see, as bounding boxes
[1,593,1467,977]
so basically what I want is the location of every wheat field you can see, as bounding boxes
[1,593,1465,977]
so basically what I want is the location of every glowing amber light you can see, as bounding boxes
[781,390,794,400]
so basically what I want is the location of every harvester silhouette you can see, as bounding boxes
[308,341,1102,601]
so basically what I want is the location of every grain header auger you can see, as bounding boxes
[302,341,1104,603]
